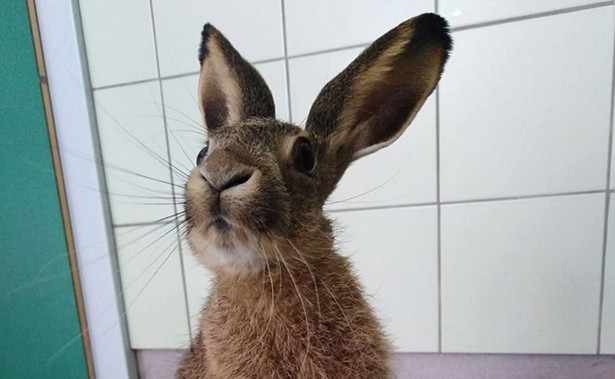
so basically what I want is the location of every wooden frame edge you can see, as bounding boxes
[25,1,96,377]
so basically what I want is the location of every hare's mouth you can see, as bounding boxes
[187,220,261,274]
[210,215,230,231]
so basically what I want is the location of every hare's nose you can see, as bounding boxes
[199,153,255,192]
[201,168,254,192]
[218,171,253,191]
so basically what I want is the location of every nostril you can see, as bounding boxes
[220,172,252,191]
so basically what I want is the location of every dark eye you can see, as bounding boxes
[293,137,316,174]
[196,142,209,166]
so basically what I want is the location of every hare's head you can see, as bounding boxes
[185,14,452,275]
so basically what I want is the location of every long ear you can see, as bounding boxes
[307,13,452,198]
[198,24,275,131]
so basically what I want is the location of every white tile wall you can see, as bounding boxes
[79,1,615,355]
[151,0,284,77]
[115,225,190,349]
[284,0,433,56]
[439,7,614,202]
[332,206,439,352]
[439,0,604,27]
[95,82,176,225]
[441,194,604,354]
[601,200,615,354]
[79,0,158,87]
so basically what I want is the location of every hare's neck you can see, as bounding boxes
[211,250,358,312]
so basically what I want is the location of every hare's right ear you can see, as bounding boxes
[198,24,275,132]
[307,14,452,198]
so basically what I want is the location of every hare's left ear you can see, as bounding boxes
[307,14,452,197]
[198,24,275,131]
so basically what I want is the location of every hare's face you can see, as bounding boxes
[185,119,322,273]
[185,15,451,275]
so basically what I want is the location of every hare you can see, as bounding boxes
[177,13,451,379]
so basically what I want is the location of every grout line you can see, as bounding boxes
[597,22,615,355]
[287,42,370,61]
[115,190,609,227]
[442,190,606,206]
[326,190,607,214]
[280,0,293,122]
[435,85,443,353]
[93,76,159,91]
[147,0,193,341]
[327,201,439,214]
[451,1,613,32]
[114,220,175,228]
[92,57,286,92]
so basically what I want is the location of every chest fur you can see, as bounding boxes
[199,261,391,378]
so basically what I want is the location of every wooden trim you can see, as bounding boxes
[25,1,96,377]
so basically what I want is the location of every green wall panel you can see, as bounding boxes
[0,2,88,378]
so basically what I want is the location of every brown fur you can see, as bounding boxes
[178,13,451,379]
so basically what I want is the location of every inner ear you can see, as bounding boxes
[198,24,275,131]
[350,44,444,158]
[305,13,452,199]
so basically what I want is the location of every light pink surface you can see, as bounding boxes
[137,350,615,379]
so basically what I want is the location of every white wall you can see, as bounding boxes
[75,0,615,356]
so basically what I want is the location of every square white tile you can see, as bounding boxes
[439,7,614,202]
[601,198,615,354]
[95,82,176,225]
[441,194,604,354]
[115,224,190,349]
[332,206,439,352]
[439,0,605,27]
[79,0,158,87]
[289,49,437,209]
[151,0,284,77]
[284,0,434,56]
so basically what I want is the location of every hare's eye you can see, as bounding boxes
[293,138,316,174]
[196,143,209,166]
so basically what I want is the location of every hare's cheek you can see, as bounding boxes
[242,182,291,235]
[185,172,217,226]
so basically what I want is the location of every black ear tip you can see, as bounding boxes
[413,13,453,56]
[198,23,216,64]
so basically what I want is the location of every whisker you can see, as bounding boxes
[325,169,401,205]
